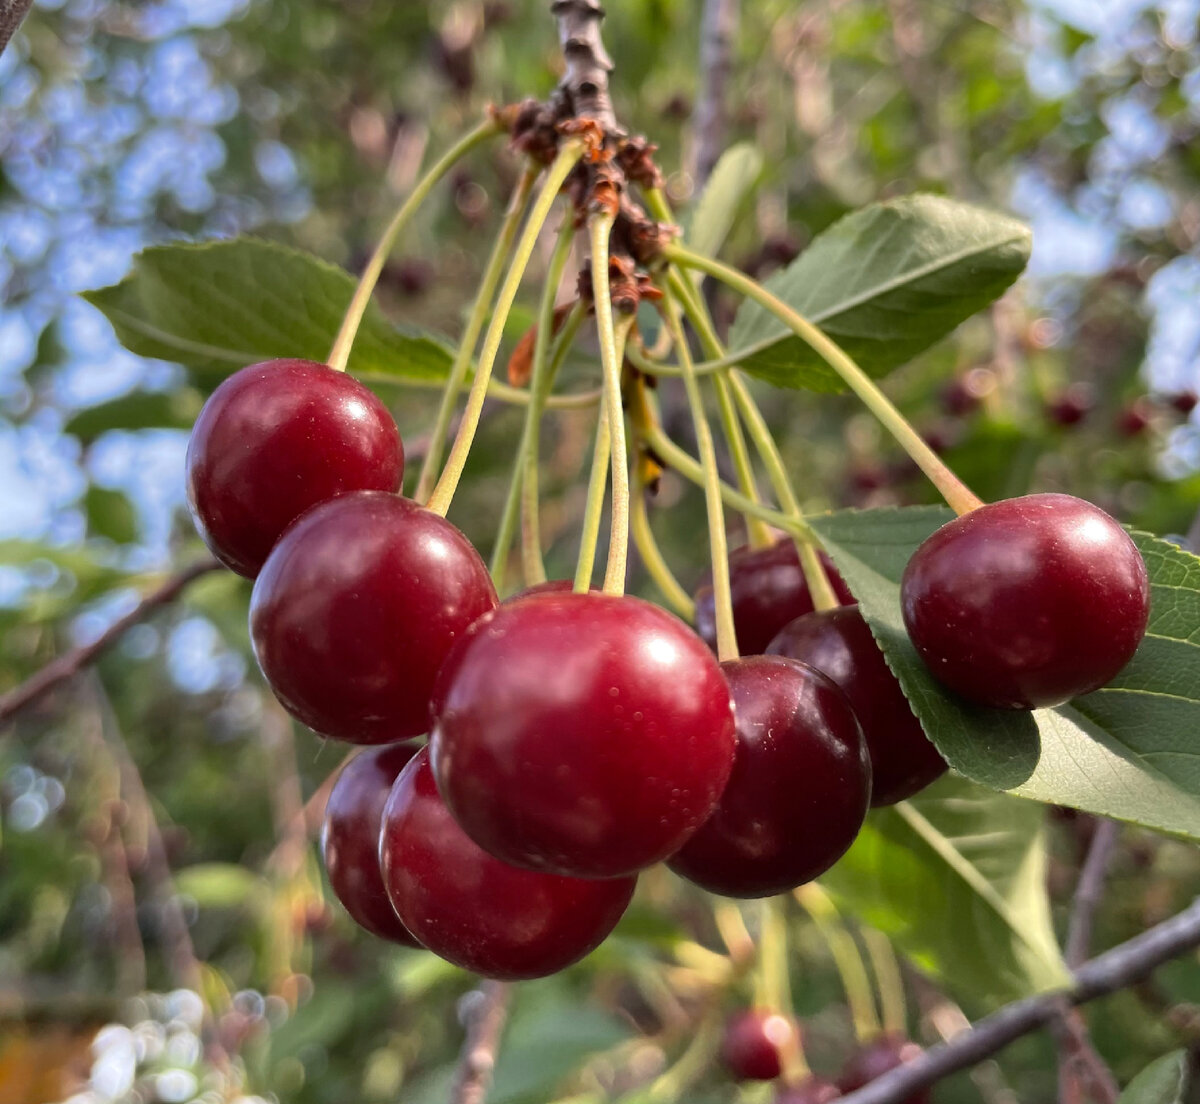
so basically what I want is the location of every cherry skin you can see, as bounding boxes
[668,655,871,898]
[321,744,420,946]
[840,1034,928,1104]
[251,491,497,743]
[768,606,945,806]
[186,359,403,577]
[721,1009,797,1081]
[694,541,855,656]
[901,493,1149,709]
[430,591,736,878]
[378,748,635,980]
[775,1079,842,1104]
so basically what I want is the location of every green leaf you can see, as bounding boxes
[174,862,265,909]
[82,237,454,387]
[823,774,1067,1005]
[728,195,1031,392]
[65,389,204,444]
[685,142,764,273]
[811,507,1200,842]
[1119,1050,1195,1104]
[84,486,138,544]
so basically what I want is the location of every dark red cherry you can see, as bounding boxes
[840,1034,928,1104]
[186,359,403,577]
[776,1079,842,1104]
[768,606,945,806]
[251,491,497,742]
[694,541,855,656]
[1170,389,1198,416]
[1046,383,1094,427]
[901,493,1149,709]
[431,592,736,878]
[1116,397,1154,437]
[321,744,420,945]
[721,1009,797,1081]
[668,655,870,897]
[379,749,635,980]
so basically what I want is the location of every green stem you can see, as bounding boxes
[665,243,984,516]
[795,884,881,1043]
[574,405,611,593]
[758,897,809,1081]
[864,927,907,1038]
[630,455,696,621]
[488,217,579,590]
[427,143,585,517]
[588,214,634,596]
[328,118,501,375]
[522,305,586,587]
[415,164,539,503]
[661,286,737,662]
[355,372,600,410]
[627,344,745,378]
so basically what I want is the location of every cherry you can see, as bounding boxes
[901,493,1149,709]
[668,655,870,897]
[379,748,635,980]
[1046,383,1094,427]
[430,591,736,878]
[1169,389,1198,416]
[840,1034,928,1104]
[186,359,403,577]
[721,1009,798,1081]
[251,491,497,742]
[694,541,855,656]
[321,744,420,946]
[768,606,945,806]
[1116,397,1154,437]
[775,1079,843,1104]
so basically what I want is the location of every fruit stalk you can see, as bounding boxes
[664,243,985,518]
[416,165,539,503]
[428,141,585,517]
[449,980,511,1104]
[574,402,611,592]
[629,451,697,620]
[327,118,502,375]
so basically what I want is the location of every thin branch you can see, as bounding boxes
[551,0,618,131]
[448,980,512,1104]
[0,558,221,727]
[0,0,36,56]
[692,0,739,186]
[838,895,1200,1104]
[1067,819,1120,970]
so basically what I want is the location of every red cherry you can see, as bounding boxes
[431,592,737,878]
[1116,397,1154,437]
[251,491,497,742]
[721,1009,797,1081]
[768,606,945,806]
[321,744,420,945]
[775,1078,842,1104]
[1046,383,1094,427]
[668,655,870,897]
[840,1034,928,1104]
[694,541,855,656]
[901,494,1149,709]
[186,359,403,577]
[379,748,635,980]
[1169,390,1198,416]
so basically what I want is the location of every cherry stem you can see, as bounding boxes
[760,898,811,1083]
[327,118,501,376]
[661,284,738,662]
[574,402,611,593]
[664,269,770,549]
[795,883,881,1043]
[487,214,579,589]
[416,165,539,503]
[427,142,585,517]
[630,447,696,620]
[521,306,586,587]
[864,928,908,1038]
[665,243,985,517]
[356,370,599,411]
[588,213,635,596]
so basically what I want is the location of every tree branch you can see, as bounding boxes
[692,0,739,187]
[551,0,618,132]
[0,0,36,56]
[0,558,221,727]
[449,980,511,1104]
[1067,819,1120,970]
[838,895,1200,1104]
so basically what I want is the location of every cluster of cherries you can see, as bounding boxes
[185,353,1151,985]
[721,1011,928,1104]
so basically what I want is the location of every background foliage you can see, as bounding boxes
[2,1,1200,1102]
